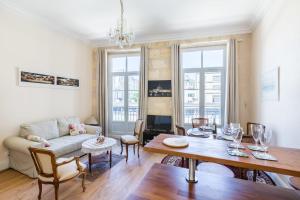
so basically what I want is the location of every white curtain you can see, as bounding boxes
[138,46,148,126]
[171,44,183,133]
[225,39,239,124]
[96,48,108,136]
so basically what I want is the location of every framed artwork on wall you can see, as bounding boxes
[18,68,79,89]
[19,70,55,87]
[261,66,280,101]
[57,76,79,87]
[148,80,172,97]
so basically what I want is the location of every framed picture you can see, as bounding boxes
[261,66,280,101]
[19,70,55,87]
[148,80,172,97]
[18,68,80,89]
[57,76,79,87]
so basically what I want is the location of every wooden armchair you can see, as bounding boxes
[120,119,144,162]
[28,147,86,200]
[192,118,208,128]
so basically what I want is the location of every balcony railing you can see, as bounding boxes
[112,106,138,122]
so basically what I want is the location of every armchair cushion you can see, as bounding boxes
[38,157,86,182]
[121,135,139,144]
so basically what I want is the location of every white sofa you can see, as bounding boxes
[4,117,101,178]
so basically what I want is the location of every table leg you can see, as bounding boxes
[109,150,112,168]
[88,153,92,173]
[186,159,198,183]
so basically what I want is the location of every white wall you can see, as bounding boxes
[0,5,93,170]
[251,0,300,148]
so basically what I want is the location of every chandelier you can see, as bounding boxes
[108,0,134,48]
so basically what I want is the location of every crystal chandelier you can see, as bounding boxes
[108,0,134,48]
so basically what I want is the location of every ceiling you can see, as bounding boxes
[0,0,272,46]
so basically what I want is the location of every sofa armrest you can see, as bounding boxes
[85,125,102,135]
[4,136,43,155]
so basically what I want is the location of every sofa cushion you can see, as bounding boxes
[57,117,81,137]
[47,134,96,157]
[19,120,59,140]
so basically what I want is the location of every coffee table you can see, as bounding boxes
[81,137,117,173]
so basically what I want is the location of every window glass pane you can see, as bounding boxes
[128,91,139,107]
[205,71,221,124]
[127,56,140,72]
[112,57,126,72]
[184,90,200,105]
[184,73,200,89]
[112,107,125,121]
[203,49,223,68]
[112,91,124,107]
[182,51,202,68]
[128,75,139,90]
[184,107,199,124]
[112,76,124,90]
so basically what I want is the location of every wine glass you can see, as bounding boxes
[259,128,272,155]
[252,125,263,147]
[229,123,240,135]
[232,128,244,153]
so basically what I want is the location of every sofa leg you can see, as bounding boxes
[38,180,42,200]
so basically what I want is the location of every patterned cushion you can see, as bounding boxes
[57,116,81,137]
[69,123,86,136]
[121,135,139,144]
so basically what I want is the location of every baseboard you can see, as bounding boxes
[0,158,9,171]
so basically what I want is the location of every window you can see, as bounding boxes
[108,52,140,135]
[181,45,226,126]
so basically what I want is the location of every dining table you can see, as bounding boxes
[144,133,300,183]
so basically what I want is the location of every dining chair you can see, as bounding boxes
[247,122,265,136]
[175,125,186,136]
[192,118,208,128]
[28,147,86,200]
[246,122,266,181]
[120,119,144,162]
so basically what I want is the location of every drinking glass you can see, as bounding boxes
[232,128,244,152]
[252,125,263,147]
[259,128,272,155]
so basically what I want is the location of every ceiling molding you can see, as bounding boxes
[0,0,91,45]
[1,0,272,47]
[250,0,274,31]
[92,25,252,47]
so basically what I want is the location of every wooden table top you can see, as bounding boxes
[127,163,300,200]
[144,134,300,177]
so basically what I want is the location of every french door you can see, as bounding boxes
[181,45,226,127]
[108,52,140,136]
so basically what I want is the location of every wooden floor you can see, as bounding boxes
[0,146,165,200]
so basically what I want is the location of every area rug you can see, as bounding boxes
[81,153,125,181]
[161,155,276,186]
